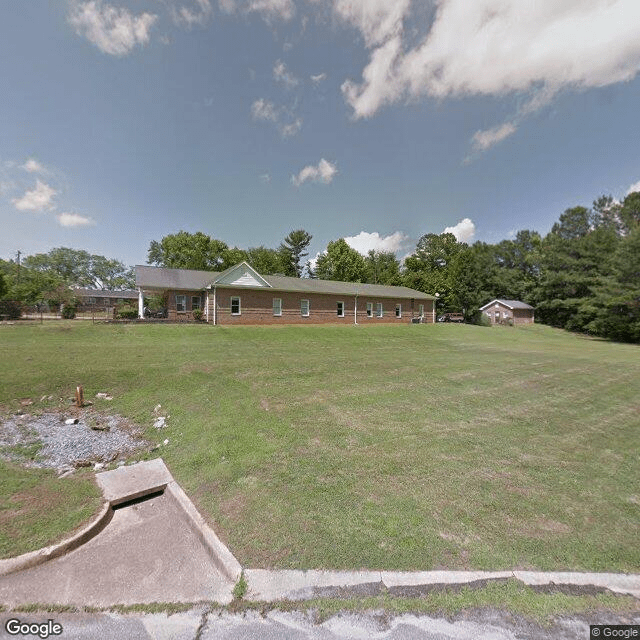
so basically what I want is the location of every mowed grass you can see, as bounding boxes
[0,321,638,571]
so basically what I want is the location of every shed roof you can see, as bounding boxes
[136,264,434,300]
[73,288,138,299]
[479,299,534,310]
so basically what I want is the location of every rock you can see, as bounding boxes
[15,409,24,416]
[72,460,92,468]
[65,418,79,425]
[58,469,74,478]
[153,416,166,429]
[93,462,105,471]
[163,438,169,446]
[117,460,126,467]
[90,424,109,431]
[20,398,33,406]
[153,404,162,414]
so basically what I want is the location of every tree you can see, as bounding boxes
[364,250,401,285]
[147,231,230,271]
[315,239,367,282]
[449,243,496,319]
[279,229,312,278]
[0,271,6,299]
[245,246,287,275]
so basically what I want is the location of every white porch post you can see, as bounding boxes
[138,288,144,319]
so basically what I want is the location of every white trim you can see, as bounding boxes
[337,301,345,317]
[213,262,271,288]
[300,299,310,317]
[176,294,186,312]
[231,296,241,316]
[366,302,373,317]
[376,302,383,318]
[138,288,144,319]
[395,303,402,318]
[273,298,282,317]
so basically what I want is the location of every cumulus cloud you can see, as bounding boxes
[627,180,640,195]
[21,159,45,173]
[291,158,338,186]
[247,0,294,22]
[68,1,158,56]
[310,72,327,84]
[171,0,213,27]
[12,180,57,212]
[251,98,279,122]
[273,59,299,88]
[57,212,96,227]
[444,218,476,243]
[470,123,517,153]
[281,118,303,137]
[344,231,408,255]
[337,0,640,132]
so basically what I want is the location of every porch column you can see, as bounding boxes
[138,288,144,319]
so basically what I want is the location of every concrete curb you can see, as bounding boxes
[166,481,242,584]
[0,501,113,577]
[244,569,640,602]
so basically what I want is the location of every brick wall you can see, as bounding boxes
[167,290,205,321]
[207,287,434,325]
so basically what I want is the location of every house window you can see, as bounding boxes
[419,304,424,317]
[231,297,241,315]
[395,304,402,318]
[176,295,186,312]
[273,298,282,316]
[88,297,96,305]
[376,302,383,318]
[192,296,201,310]
[337,301,344,317]
[301,299,310,317]
[366,302,373,317]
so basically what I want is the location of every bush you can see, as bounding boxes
[470,310,491,327]
[116,305,138,319]
[61,304,76,319]
[193,309,204,322]
[0,300,22,320]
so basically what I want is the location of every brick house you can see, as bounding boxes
[135,262,435,325]
[479,299,535,325]
[73,288,139,312]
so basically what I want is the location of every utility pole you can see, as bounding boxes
[16,250,21,285]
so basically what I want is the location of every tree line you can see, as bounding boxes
[1,191,638,341]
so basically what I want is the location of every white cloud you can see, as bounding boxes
[259,172,271,183]
[344,231,408,255]
[12,180,57,212]
[68,1,158,56]
[291,159,338,186]
[281,118,302,137]
[310,72,327,84]
[627,180,640,195]
[273,59,299,88]
[21,159,45,173]
[444,218,476,243]
[251,98,278,122]
[171,0,213,27]
[57,212,96,227]
[247,0,295,22]
[338,0,640,129]
[470,122,517,153]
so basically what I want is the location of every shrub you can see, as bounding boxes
[116,305,138,319]
[0,300,22,320]
[193,309,204,322]
[61,304,76,319]
[470,311,491,327]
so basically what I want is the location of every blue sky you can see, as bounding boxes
[1,0,640,269]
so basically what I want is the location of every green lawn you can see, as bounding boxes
[0,321,638,571]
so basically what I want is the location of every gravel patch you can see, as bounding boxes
[0,411,149,471]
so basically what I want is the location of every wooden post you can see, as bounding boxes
[75,385,84,408]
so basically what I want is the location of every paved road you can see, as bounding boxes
[3,608,636,640]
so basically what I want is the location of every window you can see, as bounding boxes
[88,297,96,305]
[117,298,124,304]
[176,295,186,312]
[301,299,310,317]
[337,301,344,317]
[231,297,241,315]
[366,302,373,317]
[273,298,282,316]
[376,302,383,318]
[395,304,402,318]
[418,304,424,317]
[191,296,201,310]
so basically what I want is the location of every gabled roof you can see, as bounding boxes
[136,265,219,290]
[479,299,534,310]
[73,288,138,298]
[136,264,434,299]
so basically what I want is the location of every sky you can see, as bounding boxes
[1,0,640,270]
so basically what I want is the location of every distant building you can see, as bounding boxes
[479,299,535,325]
[135,262,436,324]
[73,288,138,311]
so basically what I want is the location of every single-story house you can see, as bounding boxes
[135,262,436,325]
[479,299,535,325]
[73,288,139,311]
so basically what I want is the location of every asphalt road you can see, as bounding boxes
[3,608,637,640]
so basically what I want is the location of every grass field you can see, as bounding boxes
[0,321,638,571]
